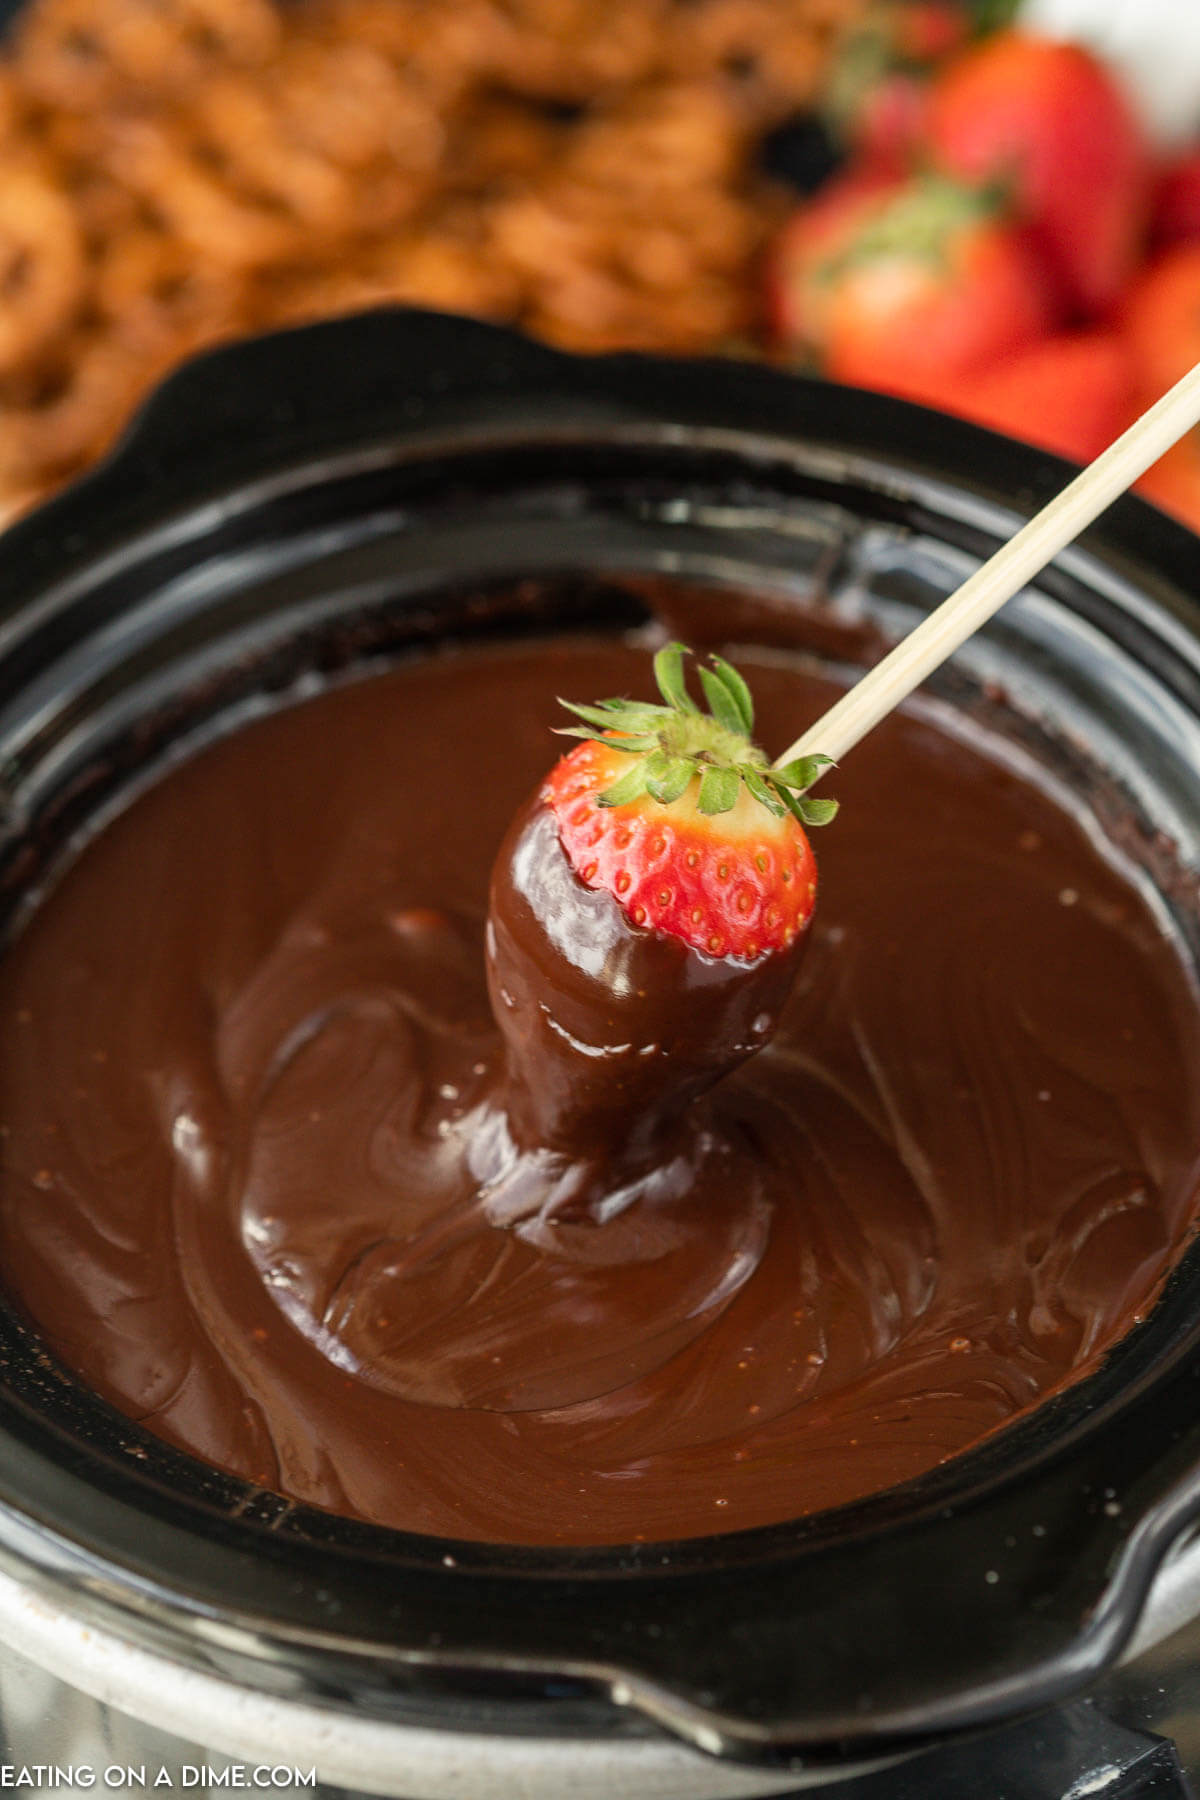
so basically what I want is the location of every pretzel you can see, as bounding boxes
[0,0,861,516]
[0,167,86,376]
[13,0,281,106]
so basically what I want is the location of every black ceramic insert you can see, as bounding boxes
[0,311,1197,1769]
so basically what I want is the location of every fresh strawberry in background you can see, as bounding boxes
[548,644,835,963]
[925,31,1151,316]
[766,16,1200,539]
[823,0,970,174]
[1134,432,1200,534]
[1152,147,1200,248]
[767,169,1052,405]
[1122,243,1200,399]
[1121,245,1200,530]
[765,164,902,348]
[919,331,1136,464]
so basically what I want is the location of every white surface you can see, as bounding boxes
[1020,0,1200,145]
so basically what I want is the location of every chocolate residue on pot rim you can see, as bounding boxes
[0,604,1198,1546]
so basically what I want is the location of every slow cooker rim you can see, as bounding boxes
[5,305,1199,617]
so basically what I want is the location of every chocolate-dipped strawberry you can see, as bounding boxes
[485,644,836,1198]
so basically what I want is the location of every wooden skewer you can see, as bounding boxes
[775,359,1200,771]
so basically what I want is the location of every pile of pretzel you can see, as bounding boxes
[0,0,860,517]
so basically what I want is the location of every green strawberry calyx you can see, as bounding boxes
[557,643,838,829]
[816,172,1011,292]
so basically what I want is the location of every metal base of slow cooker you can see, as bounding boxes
[1,1538,1199,1799]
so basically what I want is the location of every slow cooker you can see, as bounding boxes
[0,308,1199,1797]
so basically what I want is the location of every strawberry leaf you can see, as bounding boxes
[774,755,828,793]
[741,766,786,816]
[559,699,641,731]
[708,655,754,734]
[559,649,840,830]
[697,765,740,815]
[598,762,649,808]
[563,697,665,725]
[646,755,694,804]
[654,642,698,714]
[698,667,747,737]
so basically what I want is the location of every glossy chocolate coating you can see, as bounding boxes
[0,627,1198,1545]
[486,795,801,1190]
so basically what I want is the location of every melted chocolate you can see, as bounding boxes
[485,794,802,1200]
[0,625,1198,1545]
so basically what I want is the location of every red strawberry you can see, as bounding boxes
[1122,244,1200,404]
[925,32,1150,317]
[914,330,1136,464]
[1153,148,1200,248]
[546,645,833,964]
[765,164,901,348]
[824,0,970,173]
[1136,433,1200,537]
[767,169,1052,403]
[1117,248,1200,538]
[546,741,816,962]
[485,648,836,1183]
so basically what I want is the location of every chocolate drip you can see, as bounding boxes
[485,795,800,1206]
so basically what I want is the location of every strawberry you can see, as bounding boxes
[1153,147,1200,249]
[765,164,900,348]
[925,32,1151,317]
[1136,433,1200,537]
[1122,244,1200,405]
[485,647,836,1180]
[914,330,1136,464]
[1129,433,1200,536]
[546,643,834,964]
[823,0,970,174]
[767,169,1052,403]
[1117,248,1200,537]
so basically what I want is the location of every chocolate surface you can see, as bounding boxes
[1,623,1198,1546]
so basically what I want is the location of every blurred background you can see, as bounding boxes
[0,0,1197,529]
